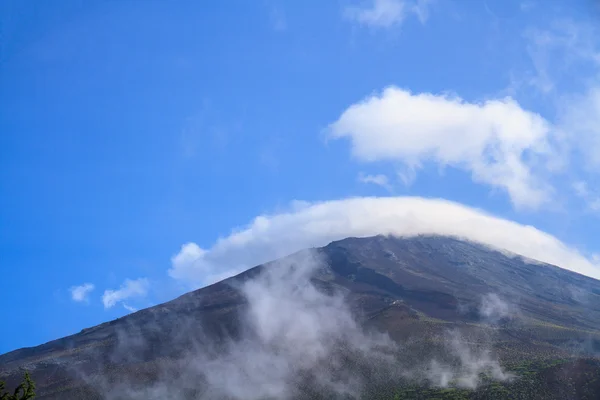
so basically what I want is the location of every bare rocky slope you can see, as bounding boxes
[2,235,600,399]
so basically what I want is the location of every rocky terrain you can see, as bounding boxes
[1,235,600,399]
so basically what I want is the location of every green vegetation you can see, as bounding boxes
[391,386,472,399]
[375,358,600,400]
[0,372,35,400]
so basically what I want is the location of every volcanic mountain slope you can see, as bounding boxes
[2,235,600,399]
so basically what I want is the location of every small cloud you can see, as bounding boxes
[122,303,138,313]
[396,165,417,186]
[345,0,406,28]
[102,278,149,309]
[170,242,207,282]
[69,283,95,303]
[358,172,392,191]
[523,21,600,95]
[479,293,518,323]
[169,242,243,288]
[344,0,432,29]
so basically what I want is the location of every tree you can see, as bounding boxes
[0,372,35,400]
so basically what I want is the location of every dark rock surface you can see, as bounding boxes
[2,235,600,399]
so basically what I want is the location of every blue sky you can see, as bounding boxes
[2,0,600,354]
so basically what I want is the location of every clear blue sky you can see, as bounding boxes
[2,0,600,354]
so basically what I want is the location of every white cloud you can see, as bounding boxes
[70,283,95,303]
[102,278,149,309]
[396,166,417,186]
[123,303,138,313]
[344,0,431,28]
[358,172,392,191]
[169,196,600,288]
[524,21,600,94]
[328,87,556,209]
[170,242,245,287]
[520,20,600,214]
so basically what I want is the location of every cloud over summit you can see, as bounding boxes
[170,196,600,288]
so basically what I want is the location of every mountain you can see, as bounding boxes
[2,235,600,399]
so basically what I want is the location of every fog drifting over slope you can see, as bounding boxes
[170,196,600,287]
[100,250,511,399]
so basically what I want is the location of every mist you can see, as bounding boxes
[423,330,513,389]
[479,293,520,324]
[196,250,397,399]
[82,249,513,399]
[92,250,398,399]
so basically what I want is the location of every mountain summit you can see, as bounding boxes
[2,235,600,399]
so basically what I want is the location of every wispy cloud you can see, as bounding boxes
[479,293,519,323]
[102,278,149,309]
[412,0,433,23]
[269,6,287,31]
[122,303,138,313]
[396,166,417,186]
[524,20,600,95]
[344,0,432,29]
[559,87,600,171]
[573,181,600,212]
[521,20,600,214]
[425,330,512,388]
[70,283,95,303]
[357,172,392,191]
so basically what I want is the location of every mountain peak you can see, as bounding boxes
[2,235,600,399]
